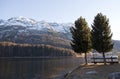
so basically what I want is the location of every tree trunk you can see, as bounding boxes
[103,52,106,65]
[85,52,88,65]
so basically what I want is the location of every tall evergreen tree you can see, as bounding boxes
[91,13,113,65]
[70,17,91,65]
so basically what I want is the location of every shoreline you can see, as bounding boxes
[64,64,83,79]
[54,64,82,79]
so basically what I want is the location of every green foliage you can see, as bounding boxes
[91,13,113,53]
[71,17,91,53]
[91,13,113,64]
[70,17,91,64]
[0,42,75,57]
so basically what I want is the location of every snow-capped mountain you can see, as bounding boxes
[0,16,73,33]
[0,17,73,47]
[0,16,36,26]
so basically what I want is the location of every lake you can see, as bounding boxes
[0,57,84,79]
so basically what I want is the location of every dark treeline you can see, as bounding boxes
[0,42,75,57]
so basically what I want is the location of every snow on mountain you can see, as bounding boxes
[7,16,37,26]
[34,21,55,31]
[0,16,74,34]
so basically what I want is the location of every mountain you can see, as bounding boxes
[0,16,120,52]
[113,40,120,52]
[0,16,73,48]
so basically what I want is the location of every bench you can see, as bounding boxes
[91,56,119,64]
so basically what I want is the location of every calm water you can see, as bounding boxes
[0,57,83,79]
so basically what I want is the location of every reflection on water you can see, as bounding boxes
[0,57,83,79]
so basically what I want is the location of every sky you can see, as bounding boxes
[0,0,120,40]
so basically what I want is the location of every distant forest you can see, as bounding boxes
[0,42,76,57]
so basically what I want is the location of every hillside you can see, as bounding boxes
[0,17,72,48]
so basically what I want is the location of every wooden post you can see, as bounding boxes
[111,56,113,64]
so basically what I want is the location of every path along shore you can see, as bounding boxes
[65,63,120,79]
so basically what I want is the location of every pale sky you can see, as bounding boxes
[0,0,120,40]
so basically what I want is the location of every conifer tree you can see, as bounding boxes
[70,17,91,65]
[91,13,113,65]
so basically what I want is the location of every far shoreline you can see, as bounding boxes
[0,56,76,59]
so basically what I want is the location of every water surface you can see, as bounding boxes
[0,57,83,79]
